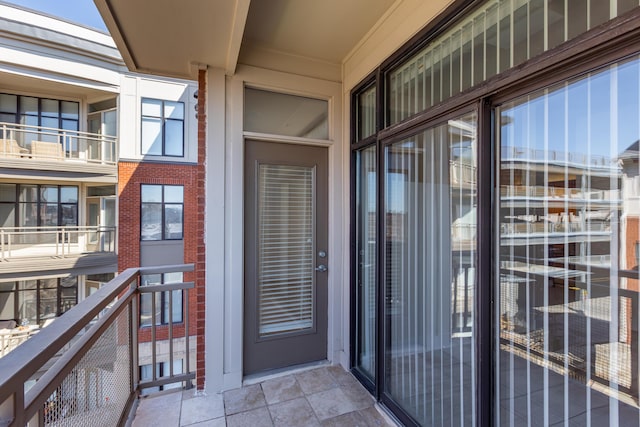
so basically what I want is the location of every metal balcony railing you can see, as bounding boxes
[0,264,195,427]
[501,145,620,169]
[0,226,116,261]
[0,122,117,166]
[500,185,622,201]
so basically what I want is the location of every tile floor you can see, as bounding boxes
[132,365,397,426]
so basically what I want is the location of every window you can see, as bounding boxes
[141,98,184,157]
[139,272,183,327]
[244,88,329,139]
[141,184,183,241]
[139,359,183,394]
[0,93,79,132]
[0,184,78,228]
[0,278,78,326]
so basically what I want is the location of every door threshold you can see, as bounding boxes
[242,360,330,386]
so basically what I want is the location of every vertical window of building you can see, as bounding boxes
[141,184,184,241]
[139,273,183,327]
[141,98,184,157]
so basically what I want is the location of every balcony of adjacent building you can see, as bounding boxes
[0,122,117,182]
[0,225,117,279]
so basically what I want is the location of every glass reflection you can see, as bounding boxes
[384,112,477,425]
[497,55,640,425]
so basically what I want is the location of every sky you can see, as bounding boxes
[5,0,108,32]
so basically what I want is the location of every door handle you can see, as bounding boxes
[315,264,328,272]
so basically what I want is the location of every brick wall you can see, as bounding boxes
[195,69,207,389]
[118,68,206,388]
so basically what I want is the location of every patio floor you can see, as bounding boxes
[132,364,397,426]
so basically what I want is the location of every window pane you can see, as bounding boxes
[141,185,162,203]
[164,204,183,239]
[164,101,184,120]
[384,112,477,425]
[40,186,58,203]
[141,117,162,155]
[244,88,329,139]
[0,204,14,228]
[41,99,58,118]
[0,184,16,202]
[20,185,37,203]
[355,145,377,380]
[18,289,37,325]
[60,186,78,203]
[357,86,376,140]
[61,101,79,120]
[497,54,640,426]
[387,0,630,126]
[60,204,77,226]
[40,204,58,226]
[0,283,15,320]
[141,99,162,117]
[141,204,162,241]
[0,94,17,113]
[20,97,38,116]
[163,185,183,203]
[164,119,183,156]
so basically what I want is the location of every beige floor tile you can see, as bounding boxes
[307,388,358,421]
[185,417,226,427]
[320,411,368,426]
[358,407,394,427]
[261,375,304,405]
[326,365,358,386]
[268,397,320,427]
[340,381,375,411]
[226,407,273,427]
[295,368,339,395]
[223,384,266,415]
[180,393,225,426]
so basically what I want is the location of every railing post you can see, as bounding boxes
[0,229,4,261]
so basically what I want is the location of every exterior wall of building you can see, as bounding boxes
[118,75,198,163]
[203,64,345,392]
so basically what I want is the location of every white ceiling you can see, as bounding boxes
[95,0,396,81]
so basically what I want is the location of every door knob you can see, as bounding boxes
[315,264,328,272]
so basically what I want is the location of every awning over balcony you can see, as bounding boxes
[94,0,404,81]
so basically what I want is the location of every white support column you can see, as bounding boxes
[205,67,227,393]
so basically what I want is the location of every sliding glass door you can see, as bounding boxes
[383,112,477,425]
[497,55,640,426]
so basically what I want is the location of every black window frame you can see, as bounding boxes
[139,272,184,327]
[0,184,78,228]
[140,98,185,157]
[140,184,184,241]
[349,1,640,426]
[0,93,79,132]
[0,278,78,326]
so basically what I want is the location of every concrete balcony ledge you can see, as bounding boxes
[133,365,397,427]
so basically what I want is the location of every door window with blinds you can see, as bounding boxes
[257,164,315,337]
[497,54,640,426]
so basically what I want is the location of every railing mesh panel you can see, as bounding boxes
[43,309,131,426]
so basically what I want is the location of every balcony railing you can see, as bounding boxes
[501,145,620,170]
[0,122,117,166]
[0,226,116,261]
[501,185,622,201]
[0,264,195,427]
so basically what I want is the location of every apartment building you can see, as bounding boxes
[0,2,199,383]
